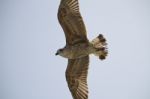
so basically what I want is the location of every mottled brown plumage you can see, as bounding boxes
[57,0,89,98]
[58,0,88,46]
[57,0,108,99]
[66,56,89,99]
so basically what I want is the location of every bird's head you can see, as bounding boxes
[55,48,64,56]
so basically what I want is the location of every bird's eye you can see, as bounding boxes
[59,49,63,51]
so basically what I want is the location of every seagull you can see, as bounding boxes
[56,0,108,99]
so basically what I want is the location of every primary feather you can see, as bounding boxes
[66,56,89,99]
[58,0,89,46]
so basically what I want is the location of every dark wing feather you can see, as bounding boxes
[58,0,89,45]
[66,56,89,99]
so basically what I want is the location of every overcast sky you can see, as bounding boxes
[1,0,150,99]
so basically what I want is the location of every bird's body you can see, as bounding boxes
[57,43,96,59]
[56,0,108,99]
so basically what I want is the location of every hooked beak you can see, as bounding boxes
[55,52,58,55]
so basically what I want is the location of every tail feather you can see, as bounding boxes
[91,34,108,60]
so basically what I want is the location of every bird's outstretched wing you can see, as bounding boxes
[58,0,89,45]
[66,56,89,99]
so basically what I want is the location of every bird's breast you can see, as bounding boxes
[63,44,94,59]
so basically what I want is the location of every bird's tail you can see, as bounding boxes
[90,34,108,60]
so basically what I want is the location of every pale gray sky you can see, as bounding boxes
[1,0,150,99]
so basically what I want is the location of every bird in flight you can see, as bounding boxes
[56,0,108,99]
